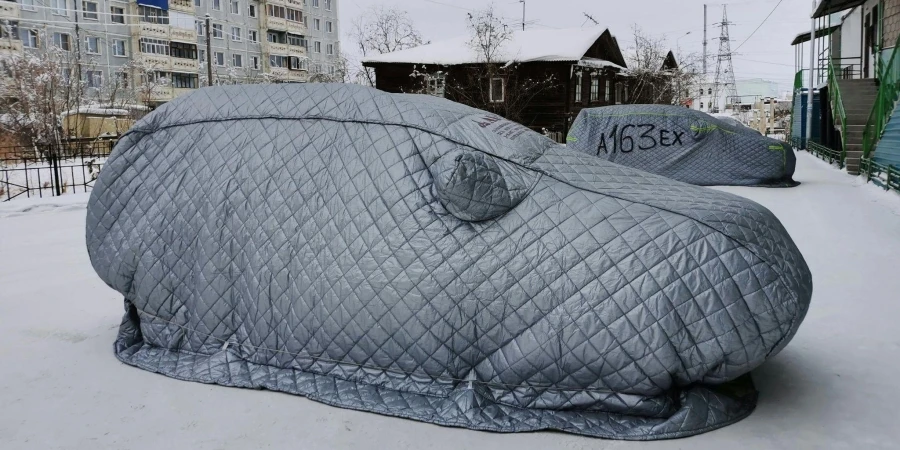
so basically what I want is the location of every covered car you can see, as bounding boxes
[86,84,812,440]
[566,105,797,186]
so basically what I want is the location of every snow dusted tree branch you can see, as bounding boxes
[351,6,426,86]
[625,26,702,106]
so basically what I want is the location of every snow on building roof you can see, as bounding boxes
[363,27,614,66]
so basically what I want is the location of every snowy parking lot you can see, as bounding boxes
[1,152,899,449]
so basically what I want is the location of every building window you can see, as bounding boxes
[215,51,225,66]
[230,0,240,14]
[19,0,35,11]
[84,36,101,54]
[312,0,319,7]
[212,23,224,39]
[172,73,199,89]
[590,75,599,102]
[171,41,197,59]
[231,26,241,41]
[427,74,445,97]
[326,21,333,33]
[86,70,102,88]
[615,82,624,104]
[288,56,301,70]
[314,41,321,53]
[248,4,256,17]
[248,30,258,42]
[268,4,285,18]
[115,72,128,88]
[51,0,66,15]
[112,39,126,57]
[326,43,334,55]
[110,6,125,23]
[303,15,308,27]
[213,0,221,10]
[708,88,712,95]
[251,56,259,69]
[287,34,302,46]
[267,31,284,43]
[138,6,169,24]
[194,0,200,6]
[82,1,98,19]
[605,79,611,102]
[232,54,243,67]
[20,28,38,48]
[700,102,704,110]
[490,78,505,103]
[196,21,204,35]
[269,55,286,68]
[140,38,169,55]
[314,18,320,30]
[287,8,302,22]
[574,72,582,103]
[52,33,71,51]
[199,49,205,62]
[324,0,331,10]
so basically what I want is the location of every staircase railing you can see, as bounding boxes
[790,70,803,149]
[862,33,900,161]
[826,59,847,164]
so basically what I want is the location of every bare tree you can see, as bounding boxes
[308,53,350,83]
[351,6,426,86]
[625,26,702,106]
[445,5,558,125]
[124,59,171,109]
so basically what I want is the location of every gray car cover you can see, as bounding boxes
[566,105,798,187]
[86,84,812,440]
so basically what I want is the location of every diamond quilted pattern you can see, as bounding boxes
[86,84,812,440]
[566,105,798,187]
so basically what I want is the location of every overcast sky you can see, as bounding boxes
[338,0,815,92]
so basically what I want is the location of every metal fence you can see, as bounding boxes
[0,139,116,202]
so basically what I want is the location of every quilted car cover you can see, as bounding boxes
[86,84,812,440]
[566,105,798,187]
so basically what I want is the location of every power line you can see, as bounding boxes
[733,0,784,52]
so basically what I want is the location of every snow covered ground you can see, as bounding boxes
[1,152,899,449]
[0,157,104,200]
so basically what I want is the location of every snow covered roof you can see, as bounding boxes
[59,104,150,119]
[363,28,616,66]
[577,57,626,71]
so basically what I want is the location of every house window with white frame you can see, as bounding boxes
[248,4,256,17]
[213,0,221,10]
[212,23,223,39]
[86,70,102,88]
[605,79,610,102]
[110,6,125,23]
[20,29,38,48]
[574,72,582,103]
[324,0,331,10]
[269,55,286,68]
[312,0,318,7]
[287,8,301,22]
[84,36,101,54]
[194,0,200,6]
[215,51,225,66]
[268,4,285,18]
[52,32,71,51]
[248,30,258,42]
[251,56,259,69]
[314,41,321,53]
[326,43,333,55]
[233,54,243,67]
[314,18,320,30]
[426,73,445,98]
[112,39,126,57]
[590,74,599,102]
[82,1,98,19]
[19,0,35,11]
[230,0,240,14]
[139,38,169,55]
[326,21,332,33]
[51,0,67,15]
[490,78,505,103]
[231,26,241,41]
[196,21,204,35]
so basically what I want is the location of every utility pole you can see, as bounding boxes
[806,0,816,148]
[711,6,738,113]
[205,14,213,86]
[520,1,525,31]
[703,4,708,75]
[73,0,82,78]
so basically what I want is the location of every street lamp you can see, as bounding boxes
[676,31,692,52]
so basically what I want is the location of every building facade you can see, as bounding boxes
[0,0,341,104]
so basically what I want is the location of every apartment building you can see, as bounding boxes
[0,0,340,104]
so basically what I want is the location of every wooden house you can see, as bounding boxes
[362,28,647,141]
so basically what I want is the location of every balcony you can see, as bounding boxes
[264,0,286,6]
[169,26,197,43]
[131,22,197,43]
[135,53,172,71]
[285,0,302,8]
[0,1,19,19]
[288,45,306,58]
[173,87,195,99]
[264,16,288,31]
[171,57,198,73]
[169,0,195,14]
[266,42,289,55]
[0,38,22,55]
[268,67,307,82]
[286,20,305,35]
